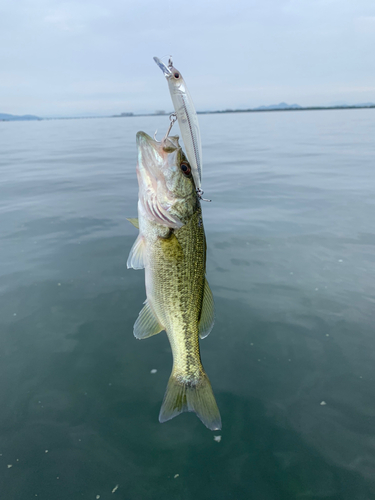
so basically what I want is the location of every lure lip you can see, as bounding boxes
[153,56,172,77]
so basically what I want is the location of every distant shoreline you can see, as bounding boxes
[1,105,374,122]
[113,104,375,119]
[197,105,375,114]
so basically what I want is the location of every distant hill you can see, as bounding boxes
[352,102,375,108]
[254,102,302,110]
[0,113,41,121]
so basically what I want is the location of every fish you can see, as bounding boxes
[153,56,203,194]
[127,131,221,431]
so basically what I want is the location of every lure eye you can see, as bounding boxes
[180,163,191,175]
[174,72,180,79]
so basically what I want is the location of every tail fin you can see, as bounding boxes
[159,373,221,430]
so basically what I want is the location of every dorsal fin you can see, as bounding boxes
[199,279,215,339]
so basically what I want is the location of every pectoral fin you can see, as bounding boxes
[127,218,139,228]
[134,300,164,339]
[127,234,146,269]
[199,279,215,339]
[160,232,184,262]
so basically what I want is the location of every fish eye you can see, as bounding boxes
[174,72,180,79]
[180,163,191,175]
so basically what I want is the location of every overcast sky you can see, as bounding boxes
[1,0,375,117]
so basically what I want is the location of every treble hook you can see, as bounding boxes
[197,188,211,202]
[164,112,177,140]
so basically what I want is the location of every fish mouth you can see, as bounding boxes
[136,131,179,169]
[136,131,183,228]
[136,130,180,192]
[136,130,157,146]
[136,131,160,163]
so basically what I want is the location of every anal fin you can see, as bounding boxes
[134,300,164,339]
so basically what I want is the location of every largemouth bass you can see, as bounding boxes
[153,56,203,193]
[127,131,221,430]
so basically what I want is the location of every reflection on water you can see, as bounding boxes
[1,111,375,499]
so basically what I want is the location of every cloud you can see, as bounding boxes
[1,0,375,115]
[355,15,375,33]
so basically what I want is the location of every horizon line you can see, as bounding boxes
[1,103,375,121]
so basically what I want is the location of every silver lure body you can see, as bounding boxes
[153,56,203,191]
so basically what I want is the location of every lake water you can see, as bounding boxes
[1,110,375,499]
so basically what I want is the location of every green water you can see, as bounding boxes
[1,110,375,499]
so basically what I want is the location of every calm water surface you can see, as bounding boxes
[1,110,375,499]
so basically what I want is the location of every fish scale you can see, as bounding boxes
[150,209,205,380]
